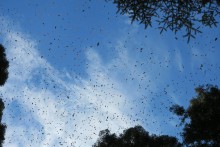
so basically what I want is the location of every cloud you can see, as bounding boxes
[0,23,146,147]
[175,49,184,72]
[0,15,196,147]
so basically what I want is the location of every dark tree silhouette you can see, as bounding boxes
[0,100,6,147]
[0,44,8,147]
[0,44,9,86]
[170,85,220,146]
[93,125,182,147]
[107,0,220,42]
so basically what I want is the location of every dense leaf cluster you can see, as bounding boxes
[0,44,8,147]
[171,85,220,146]
[93,126,182,147]
[0,100,5,147]
[0,44,9,86]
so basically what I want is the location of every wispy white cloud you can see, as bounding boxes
[0,15,197,147]
[174,49,184,72]
[0,21,146,147]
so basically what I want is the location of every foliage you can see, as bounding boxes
[107,0,220,42]
[0,44,9,86]
[0,100,6,147]
[0,44,8,147]
[93,125,182,147]
[170,85,220,146]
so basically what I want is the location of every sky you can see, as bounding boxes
[0,0,220,147]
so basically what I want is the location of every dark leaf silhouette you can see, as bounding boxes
[107,0,220,42]
[0,44,8,147]
[170,85,220,146]
[93,125,182,147]
[0,99,6,147]
[0,44,9,86]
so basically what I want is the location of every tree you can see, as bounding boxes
[0,44,9,147]
[170,85,220,146]
[0,100,6,147]
[107,0,220,42]
[93,125,182,147]
[0,44,9,86]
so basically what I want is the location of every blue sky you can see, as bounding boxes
[0,1,220,147]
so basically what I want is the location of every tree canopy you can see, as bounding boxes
[93,125,182,147]
[0,44,9,86]
[0,100,6,147]
[108,0,220,42]
[170,85,220,146]
[0,44,8,147]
